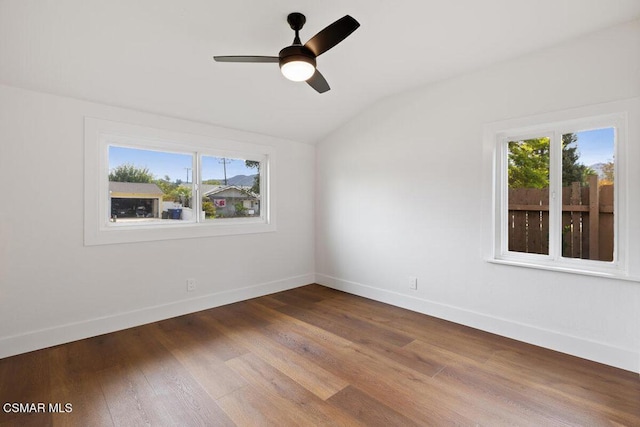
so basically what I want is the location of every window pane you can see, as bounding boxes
[507,137,550,255]
[108,146,193,224]
[200,156,261,220]
[561,129,614,261]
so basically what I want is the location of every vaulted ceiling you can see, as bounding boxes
[1,0,639,143]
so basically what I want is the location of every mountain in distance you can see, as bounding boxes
[589,163,606,179]
[203,174,256,187]
[227,174,257,186]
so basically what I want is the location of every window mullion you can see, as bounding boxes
[193,153,200,223]
[548,131,563,261]
[261,153,269,223]
[499,137,510,257]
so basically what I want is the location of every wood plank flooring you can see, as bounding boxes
[1,284,638,426]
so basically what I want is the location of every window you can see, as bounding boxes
[505,129,615,262]
[85,118,275,245]
[484,99,640,280]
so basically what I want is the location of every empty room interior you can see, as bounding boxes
[1,1,639,425]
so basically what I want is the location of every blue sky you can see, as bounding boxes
[109,146,257,182]
[573,127,614,166]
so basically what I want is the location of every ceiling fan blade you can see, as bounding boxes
[306,69,330,93]
[304,15,360,57]
[213,56,279,63]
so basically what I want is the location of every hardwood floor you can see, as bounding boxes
[1,284,638,426]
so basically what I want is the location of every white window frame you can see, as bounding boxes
[84,117,276,245]
[483,98,640,281]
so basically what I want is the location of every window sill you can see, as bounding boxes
[86,220,276,246]
[487,258,639,283]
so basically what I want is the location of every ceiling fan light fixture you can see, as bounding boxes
[279,51,316,82]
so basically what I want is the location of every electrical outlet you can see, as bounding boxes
[186,278,196,292]
[408,276,418,290]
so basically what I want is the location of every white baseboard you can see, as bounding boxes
[0,273,314,359]
[316,273,639,374]
[4,272,637,374]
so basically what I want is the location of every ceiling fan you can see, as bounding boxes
[214,12,360,94]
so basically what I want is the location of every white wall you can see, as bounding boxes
[1,19,638,374]
[0,84,315,358]
[316,20,640,372]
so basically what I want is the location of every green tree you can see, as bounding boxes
[601,161,614,185]
[234,202,247,217]
[245,160,260,194]
[508,138,550,189]
[202,179,222,185]
[508,133,593,189]
[202,198,216,218]
[167,185,192,208]
[561,133,591,187]
[154,175,178,196]
[109,164,153,182]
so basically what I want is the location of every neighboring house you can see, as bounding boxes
[202,185,259,217]
[109,181,164,218]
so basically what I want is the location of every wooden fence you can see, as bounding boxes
[508,175,614,261]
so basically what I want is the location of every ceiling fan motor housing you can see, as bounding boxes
[278,45,316,69]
